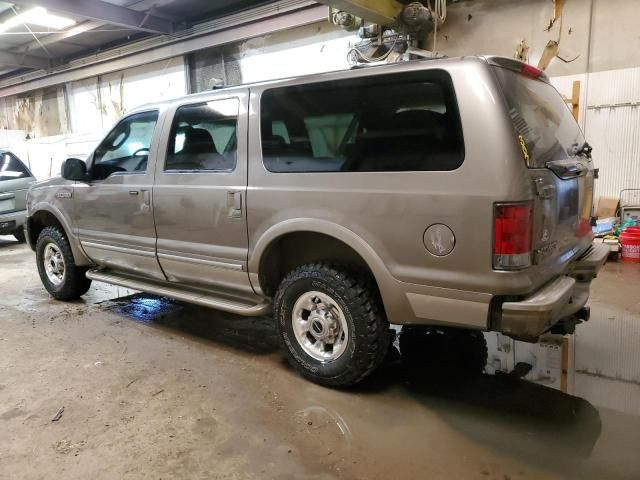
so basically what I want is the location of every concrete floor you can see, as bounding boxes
[1,236,640,480]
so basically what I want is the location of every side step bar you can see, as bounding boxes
[86,269,272,316]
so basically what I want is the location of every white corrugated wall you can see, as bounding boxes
[553,67,640,202]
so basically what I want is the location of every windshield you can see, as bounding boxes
[494,67,585,168]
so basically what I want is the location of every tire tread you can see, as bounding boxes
[36,226,91,300]
[274,262,389,387]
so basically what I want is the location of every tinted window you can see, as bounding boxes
[260,70,464,173]
[92,111,159,179]
[0,152,31,181]
[166,98,239,172]
[494,67,585,168]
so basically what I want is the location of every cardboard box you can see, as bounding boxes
[596,196,619,219]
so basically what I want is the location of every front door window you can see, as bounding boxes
[92,111,159,180]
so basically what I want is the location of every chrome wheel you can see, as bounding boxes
[292,291,349,362]
[43,243,65,286]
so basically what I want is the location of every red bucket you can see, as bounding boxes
[620,231,640,263]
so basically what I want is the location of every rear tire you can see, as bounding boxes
[400,326,488,377]
[36,226,91,300]
[274,263,389,387]
[13,229,25,243]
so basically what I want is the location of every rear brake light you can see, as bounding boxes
[494,202,533,270]
[485,57,550,83]
[521,64,544,79]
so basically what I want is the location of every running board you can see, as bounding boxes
[86,269,272,316]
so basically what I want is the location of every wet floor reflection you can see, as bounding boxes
[103,293,280,355]
[96,292,634,478]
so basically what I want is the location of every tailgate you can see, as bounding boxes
[493,65,595,269]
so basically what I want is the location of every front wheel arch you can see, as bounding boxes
[27,209,91,266]
[27,210,66,251]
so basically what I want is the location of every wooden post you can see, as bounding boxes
[560,80,580,394]
[560,336,569,392]
[571,80,580,122]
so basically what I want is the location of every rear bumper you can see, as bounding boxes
[497,243,609,341]
[0,210,26,235]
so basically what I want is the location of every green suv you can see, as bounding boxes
[0,151,35,242]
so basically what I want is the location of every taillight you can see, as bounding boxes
[494,202,533,270]
[521,64,544,79]
[484,57,550,83]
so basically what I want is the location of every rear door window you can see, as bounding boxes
[260,70,464,173]
[0,152,31,181]
[166,98,239,172]
[494,67,585,168]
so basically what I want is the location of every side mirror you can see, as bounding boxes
[61,158,88,181]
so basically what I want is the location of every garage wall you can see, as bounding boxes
[552,67,640,200]
[440,0,640,76]
[0,57,186,178]
[583,67,640,200]
[0,86,66,137]
[236,22,355,84]
[3,0,640,184]
[188,22,356,92]
[67,56,186,137]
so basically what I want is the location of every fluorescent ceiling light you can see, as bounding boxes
[0,7,76,33]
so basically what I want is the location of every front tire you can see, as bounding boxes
[36,226,91,300]
[274,263,389,387]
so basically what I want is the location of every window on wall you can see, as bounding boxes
[0,152,31,181]
[166,98,239,172]
[92,110,159,180]
[260,70,464,173]
[188,46,242,93]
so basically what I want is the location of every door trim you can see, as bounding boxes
[157,252,243,271]
[81,241,157,258]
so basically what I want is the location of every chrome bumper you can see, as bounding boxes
[498,243,609,341]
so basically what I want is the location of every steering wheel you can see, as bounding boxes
[132,147,150,157]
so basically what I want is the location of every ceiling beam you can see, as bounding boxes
[0,4,326,96]
[0,50,48,69]
[11,0,178,55]
[315,0,403,26]
[12,20,104,55]
[13,0,174,34]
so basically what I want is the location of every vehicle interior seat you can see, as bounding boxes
[167,126,233,171]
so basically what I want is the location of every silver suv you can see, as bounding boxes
[1,150,35,242]
[26,56,608,386]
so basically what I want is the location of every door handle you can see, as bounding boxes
[128,190,139,196]
[227,191,242,219]
[141,189,151,212]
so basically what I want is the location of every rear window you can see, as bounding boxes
[0,152,31,181]
[494,67,585,168]
[260,70,464,173]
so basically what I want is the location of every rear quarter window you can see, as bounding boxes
[260,70,464,173]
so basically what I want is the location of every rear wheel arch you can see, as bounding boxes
[254,226,387,301]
